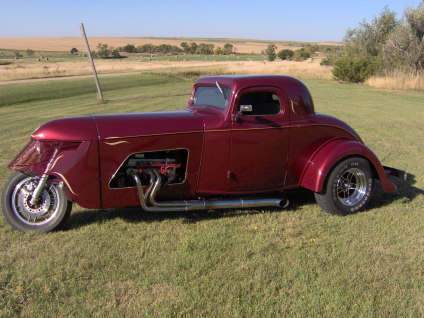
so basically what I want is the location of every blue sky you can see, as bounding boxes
[0,0,421,41]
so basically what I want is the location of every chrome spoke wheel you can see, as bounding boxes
[336,168,367,206]
[11,176,60,226]
[2,172,72,232]
[314,157,373,215]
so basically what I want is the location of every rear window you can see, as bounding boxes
[193,86,231,110]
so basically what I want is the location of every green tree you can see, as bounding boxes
[383,1,424,72]
[137,44,155,54]
[293,48,310,61]
[405,1,424,39]
[333,7,398,82]
[333,55,380,83]
[157,44,172,54]
[215,47,223,55]
[197,43,214,55]
[303,44,319,56]
[95,43,121,58]
[345,7,398,57]
[278,49,294,60]
[123,44,137,53]
[111,49,122,58]
[180,42,189,53]
[96,43,109,58]
[70,47,79,55]
[189,43,198,54]
[26,49,34,57]
[265,43,277,61]
[223,43,234,55]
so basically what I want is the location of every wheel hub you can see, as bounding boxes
[21,190,51,218]
[11,177,59,225]
[337,168,367,206]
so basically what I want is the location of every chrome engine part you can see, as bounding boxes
[110,149,188,188]
[131,169,289,212]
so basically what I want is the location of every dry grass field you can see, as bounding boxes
[0,36,337,83]
[0,37,311,54]
[367,71,424,91]
[0,59,333,82]
[1,37,423,91]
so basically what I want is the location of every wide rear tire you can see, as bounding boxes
[2,172,72,232]
[314,157,373,215]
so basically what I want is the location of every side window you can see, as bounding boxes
[238,91,281,116]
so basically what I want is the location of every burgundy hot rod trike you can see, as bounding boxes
[1,75,406,232]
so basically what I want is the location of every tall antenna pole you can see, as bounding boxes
[79,23,104,101]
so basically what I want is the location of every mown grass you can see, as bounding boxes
[0,74,423,317]
[0,73,182,107]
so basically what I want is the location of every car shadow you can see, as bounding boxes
[66,203,289,230]
[66,191,314,231]
[65,174,422,230]
[368,173,423,210]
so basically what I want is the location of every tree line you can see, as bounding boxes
[264,43,340,62]
[118,42,234,55]
[68,42,236,59]
[330,1,424,83]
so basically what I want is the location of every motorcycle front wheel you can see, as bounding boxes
[2,172,72,232]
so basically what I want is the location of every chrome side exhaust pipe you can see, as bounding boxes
[132,171,289,212]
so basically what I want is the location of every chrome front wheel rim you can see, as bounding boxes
[336,168,367,206]
[11,177,60,226]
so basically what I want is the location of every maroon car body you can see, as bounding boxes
[2,75,402,232]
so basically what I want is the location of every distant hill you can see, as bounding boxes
[0,37,342,54]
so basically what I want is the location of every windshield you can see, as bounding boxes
[193,86,231,110]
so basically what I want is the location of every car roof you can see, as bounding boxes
[195,75,315,116]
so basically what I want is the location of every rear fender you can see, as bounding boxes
[300,139,396,193]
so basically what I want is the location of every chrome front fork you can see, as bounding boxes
[29,148,59,206]
[29,173,49,206]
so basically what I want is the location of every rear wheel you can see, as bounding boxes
[2,172,72,232]
[314,157,373,215]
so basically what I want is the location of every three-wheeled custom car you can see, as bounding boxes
[1,75,405,232]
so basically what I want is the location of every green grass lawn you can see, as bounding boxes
[0,74,423,317]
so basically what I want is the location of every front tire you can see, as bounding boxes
[314,157,373,215]
[2,172,72,232]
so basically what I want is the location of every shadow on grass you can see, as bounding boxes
[66,190,316,231]
[368,173,424,210]
[66,175,422,230]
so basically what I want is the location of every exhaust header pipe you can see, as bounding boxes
[131,170,288,212]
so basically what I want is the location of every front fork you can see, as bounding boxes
[29,174,49,206]
[29,148,59,206]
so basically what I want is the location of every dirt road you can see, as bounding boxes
[0,71,142,86]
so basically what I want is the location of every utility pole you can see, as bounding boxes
[79,23,104,101]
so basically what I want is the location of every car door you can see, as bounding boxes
[228,86,290,191]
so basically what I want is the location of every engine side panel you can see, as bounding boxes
[99,133,203,209]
